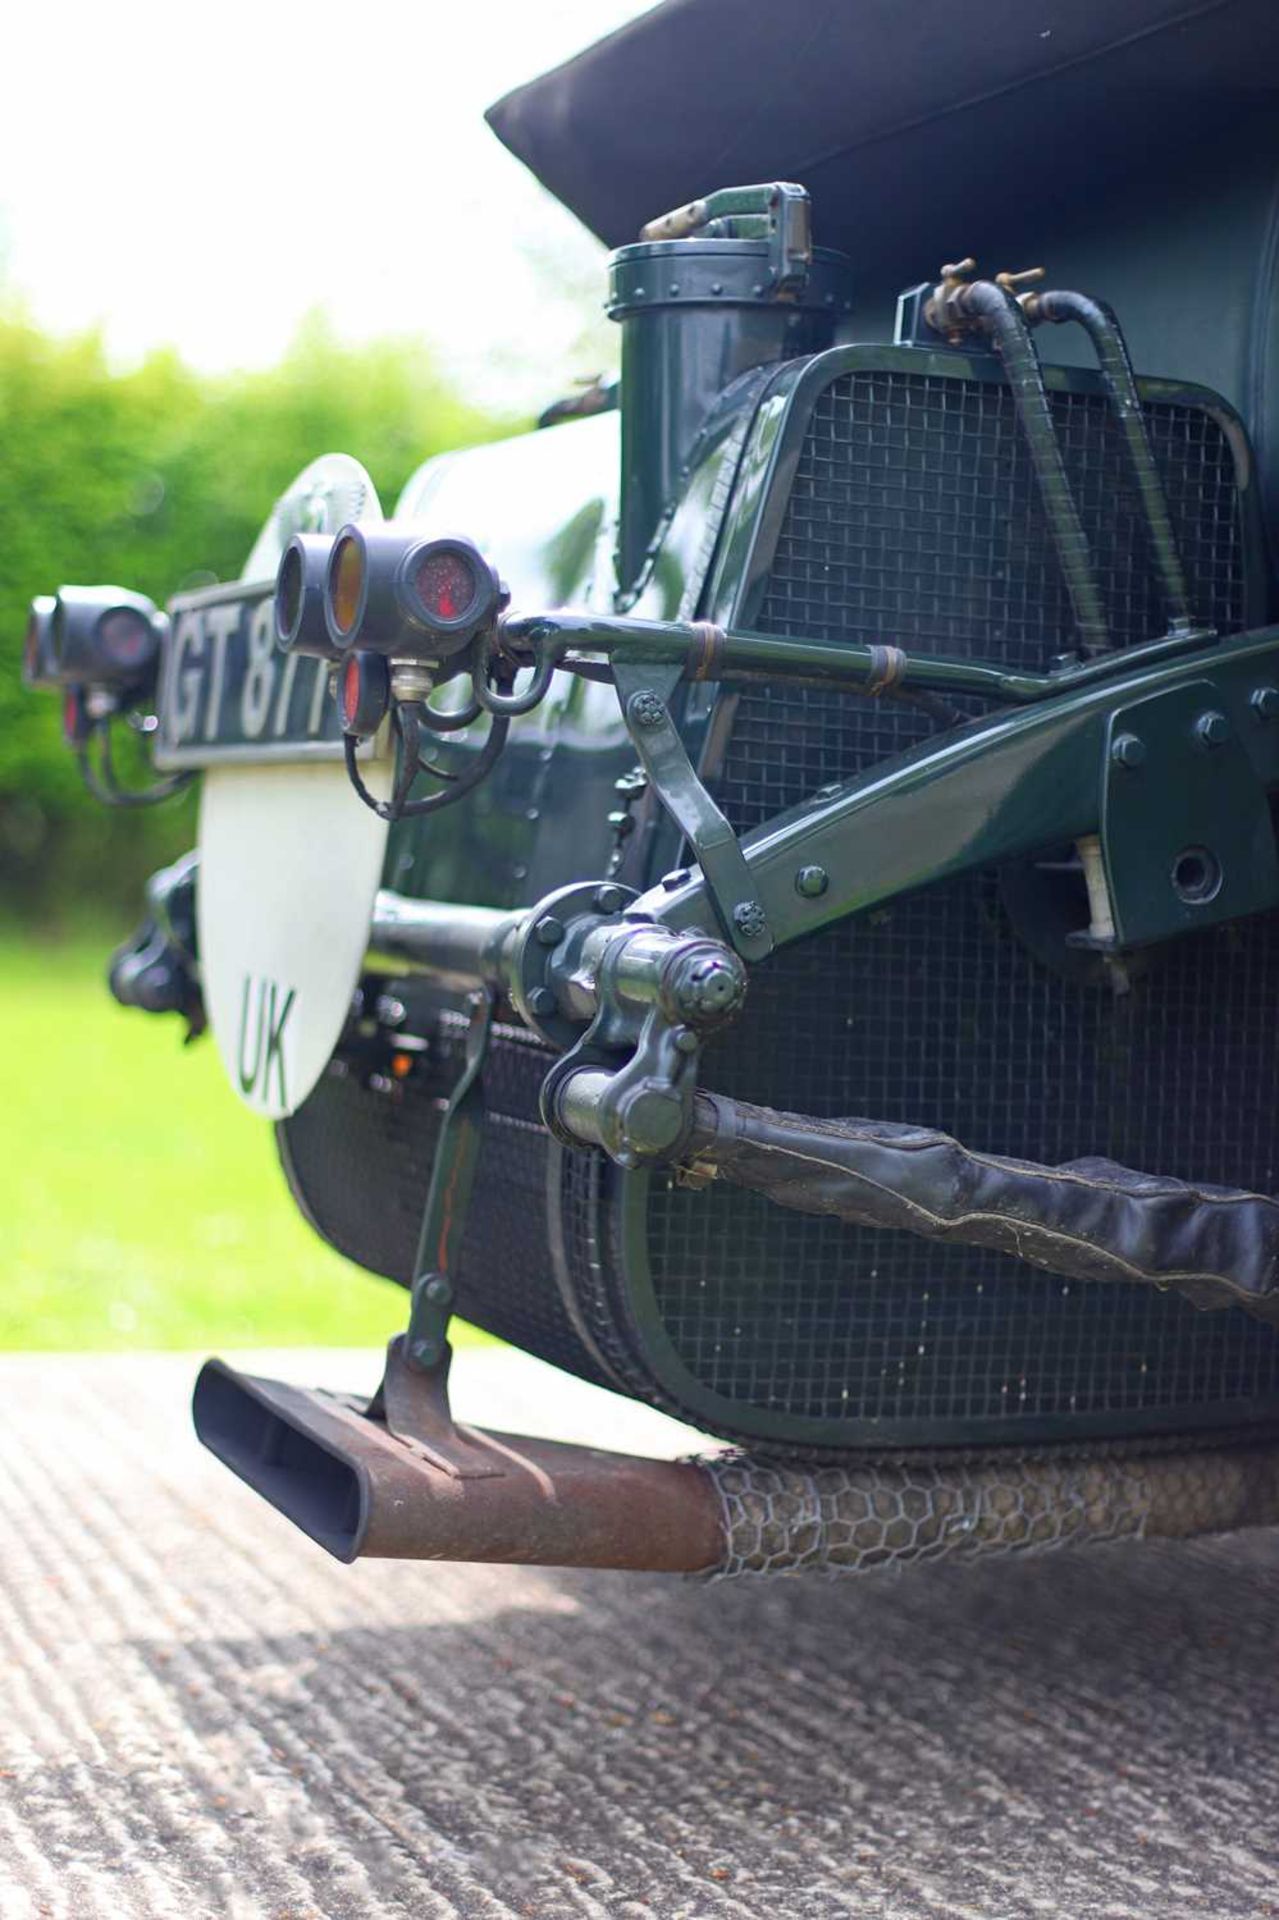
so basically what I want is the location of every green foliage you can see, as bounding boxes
[0,309,508,919]
[0,931,497,1350]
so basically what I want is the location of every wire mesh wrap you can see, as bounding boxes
[276,1017,608,1387]
[704,1434,1279,1577]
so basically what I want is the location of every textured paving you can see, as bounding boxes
[2,1350,1279,1920]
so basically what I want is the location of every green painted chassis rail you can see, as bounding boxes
[621,621,1279,950]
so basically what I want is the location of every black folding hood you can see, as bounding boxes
[486,0,1279,277]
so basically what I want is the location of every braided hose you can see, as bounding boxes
[939,277,1111,656]
[1029,288,1196,634]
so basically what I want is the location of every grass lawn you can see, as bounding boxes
[0,929,489,1351]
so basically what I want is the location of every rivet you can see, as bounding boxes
[673,1027,700,1055]
[594,884,626,914]
[1111,732,1146,770]
[795,864,829,899]
[527,986,557,1016]
[1194,710,1229,750]
[535,915,564,946]
[1251,685,1279,722]
[423,1276,453,1307]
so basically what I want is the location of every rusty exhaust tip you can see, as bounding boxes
[192,1356,726,1572]
[193,1361,372,1562]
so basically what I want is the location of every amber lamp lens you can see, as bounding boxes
[414,549,476,624]
[331,536,365,637]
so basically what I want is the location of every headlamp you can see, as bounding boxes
[274,534,343,661]
[322,526,501,659]
[21,596,58,689]
[41,586,166,698]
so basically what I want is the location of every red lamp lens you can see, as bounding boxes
[62,688,86,744]
[414,549,476,624]
[97,608,153,668]
[340,655,363,731]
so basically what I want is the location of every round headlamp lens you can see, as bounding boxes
[275,544,304,644]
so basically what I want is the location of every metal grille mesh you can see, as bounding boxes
[721,372,1247,829]
[276,1019,604,1385]
[640,365,1279,1439]
[760,371,1243,665]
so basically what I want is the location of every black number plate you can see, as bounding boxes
[152,580,342,768]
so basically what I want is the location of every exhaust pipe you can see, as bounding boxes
[194,1355,1279,1577]
[192,1358,724,1570]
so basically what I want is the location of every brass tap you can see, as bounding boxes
[924,258,977,341]
[995,266,1047,316]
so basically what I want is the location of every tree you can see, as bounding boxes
[0,311,508,916]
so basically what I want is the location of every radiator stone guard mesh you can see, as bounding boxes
[624,354,1279,1447]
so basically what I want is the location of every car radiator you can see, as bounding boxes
[280,358,1279,1450]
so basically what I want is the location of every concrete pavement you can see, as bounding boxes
[1,1349,1278,1919]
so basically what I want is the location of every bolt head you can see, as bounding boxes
[1194,710,1229,750]
[1111,732,1146,770]
[673,1026,700,1055]
[795,864,829,899]
[618,1084,684,1153]
[409,1337,443,1367]
[594,884,626,914]
[732,900,768,940]
[1251,686,1279,723]
[527,986,557,1016]
[628,690,666,730]
[535,915,564,947]
[423,1276,453,1307]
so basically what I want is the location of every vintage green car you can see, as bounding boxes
[25,0,1279,1576]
